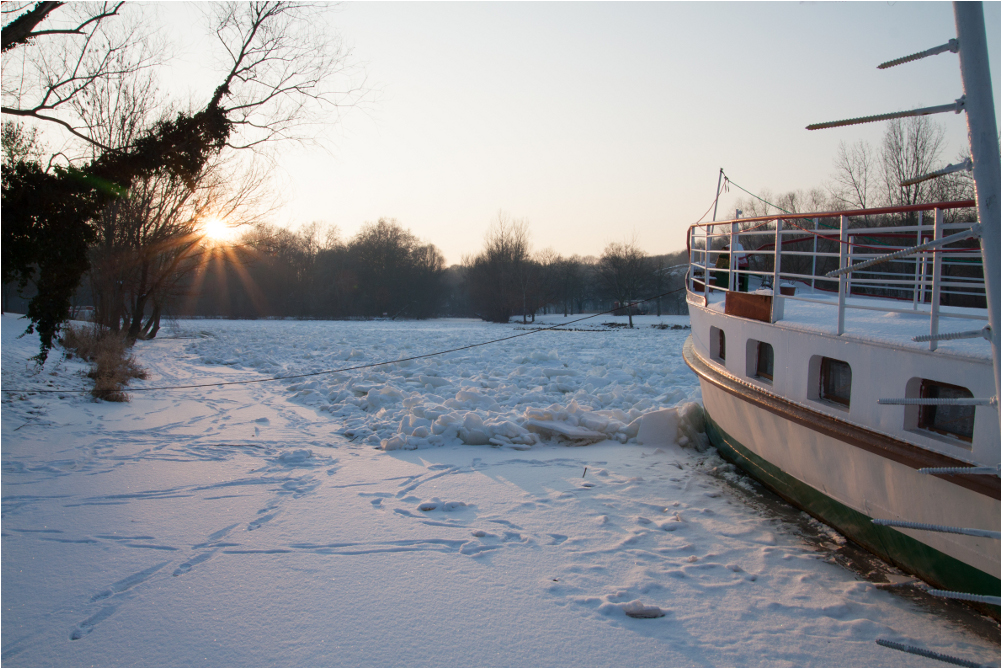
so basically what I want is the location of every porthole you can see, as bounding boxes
[819,357,851,408]
[917,380,975,442]
[745,339,774,383]
[757,343,774,380]
[710,326,726,363]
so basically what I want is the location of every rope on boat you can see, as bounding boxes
[707,174,977,253]
[825,225,982,277]
[718,175,797,217]
[875,639,982,668]
[781,216,975,252]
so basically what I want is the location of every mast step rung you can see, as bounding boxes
[925,589,1001,606]
[872,518,1000,540]
[807,98,965,131]
[877,39,960,70]
[875,639,981,668]
[918,465,1001,476]
[877,397,996,406]
[901,157,972,187]
[912,325,990,343]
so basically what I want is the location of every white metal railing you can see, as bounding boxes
[687,201,986,348]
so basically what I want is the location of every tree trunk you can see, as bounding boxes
[128,292,149,341]
[141,302,161,339]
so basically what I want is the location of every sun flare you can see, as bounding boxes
[201,216,235,243]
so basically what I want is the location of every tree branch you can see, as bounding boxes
[1,1,62,52]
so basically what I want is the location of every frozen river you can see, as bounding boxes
[2,314,998,666]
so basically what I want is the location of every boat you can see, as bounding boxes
[682,3,1000,605]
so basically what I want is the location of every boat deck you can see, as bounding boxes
[701,284,991,361]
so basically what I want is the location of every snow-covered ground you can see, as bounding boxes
[2,313,998,667]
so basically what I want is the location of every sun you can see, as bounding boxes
[201,216,236,243]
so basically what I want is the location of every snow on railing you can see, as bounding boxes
[686,201,986,347]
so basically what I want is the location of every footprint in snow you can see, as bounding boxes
[418,498,468,512]
[620,600,666,619]
[275,449,313,465]
[193,523,239,548]
[70,605,118,640]
[280,477,319,497]
[471,529,498,538]
[248,512,277,531]
[173,552,214,576]
[488,518,523,530]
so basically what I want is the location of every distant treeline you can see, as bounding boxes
[1,213,689,332]
[170,215,689,324]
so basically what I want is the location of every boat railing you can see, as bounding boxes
[686,200,987,347]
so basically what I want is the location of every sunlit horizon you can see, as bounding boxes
[201,216,238,244]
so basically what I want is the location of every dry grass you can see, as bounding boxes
[61,326,148,402]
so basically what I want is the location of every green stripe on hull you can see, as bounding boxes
[703,412,1000,601]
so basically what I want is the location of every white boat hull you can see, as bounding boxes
[684,336,1000,596]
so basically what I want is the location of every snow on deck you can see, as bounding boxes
[703,285,992,359]
[2,314,998,666]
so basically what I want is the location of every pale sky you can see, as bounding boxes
[162,2,1001,263]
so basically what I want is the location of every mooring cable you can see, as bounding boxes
[2,287,688,395]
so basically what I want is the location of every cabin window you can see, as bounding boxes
[756,342,774,381]
[819,357,851,408]
[745,339,774,383]
[918,380,975,442]
[710,327,726,363]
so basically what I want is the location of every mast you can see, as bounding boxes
[954,2,1001,408]
[711,168,724,222]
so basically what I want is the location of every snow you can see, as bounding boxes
[3,313,998,667]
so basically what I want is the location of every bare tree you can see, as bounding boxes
[348,218,444,318]
[828,140,877,210]
[2,2,161,150]
[464,212,530,323]
[596,239,648,328]
[72,66,270,339]
[206,1,363,151]
[532,248,560,317]
[3,1,364,359]
[880,116,946,206]
[88,152,269,339]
